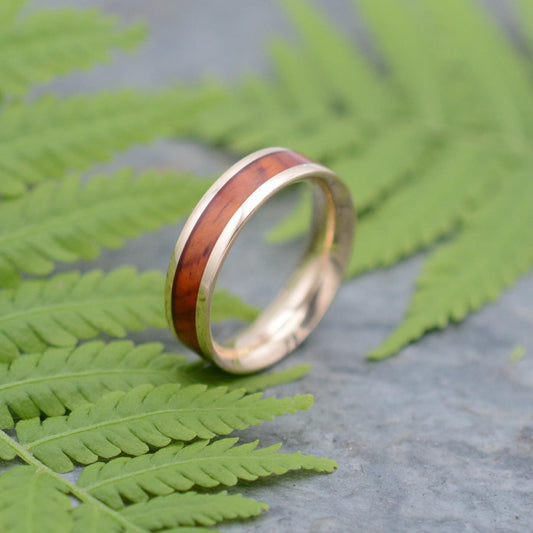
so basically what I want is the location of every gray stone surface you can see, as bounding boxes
[31,2,532,532]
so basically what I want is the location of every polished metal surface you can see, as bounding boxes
[164,146,284,337]
[166,148,355,373]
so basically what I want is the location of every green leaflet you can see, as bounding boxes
[356,0,445,125]
[160,529,219,533]
[0,7,144,97]
[267,121,438,243]
[0,341,186,428]
[0,170,207,287]
[0,465,73,533]
[159,529,217,533]
[518,0,533,48]
[71,505,123,533]
[16,384,314,472]
[347,138,502,275]
[0,340,309,429]
[210,289,259,323]
[266,183,312,243]
[0,1,29,28]
[423,0,530,142]
[0,89,215,197]
[78,437,336,509]
[0,268,257,360]
[0,436,16,460]
[176,361,310,392]
[333,121,438,211]
[0,269,166,359]
[369,162,533,359]
[281,0,390,126]
[119,491,267,529]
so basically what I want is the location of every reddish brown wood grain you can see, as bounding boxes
[171,148,311,352]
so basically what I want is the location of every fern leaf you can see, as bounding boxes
[0,465,72,533]
[334,121,439,211]
[0,340,187,428]
[0,268,255,359]
[191,0,391,159]
[16,384,313,472]
[0,170,206,287]
[120,491,267,529]
[0,90,210,197]
[181,0,531,356]
[177,361,310,392]
[266,184,311,243]
[517,0,533,48]
[71,505,123,533]
[0,269,166,359]
[0,0,27,27]
[281,0,390,126]
[215,80,310,156]
[268,40,331,116]
[74,501,217,533]
[211,289,259,323]
[267,121,437,243]
[161,529,218,533]
[423,0,531,143]
[0,433,16,460]
[78,437,335,508]
[347,140,501,276]
[356,0,444,125]
[0,342,301,430]
[368,163,532,359]
[0,8,144,97]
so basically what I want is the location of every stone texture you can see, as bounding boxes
[32,2,532,532]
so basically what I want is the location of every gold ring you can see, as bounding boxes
[165,147,355,374]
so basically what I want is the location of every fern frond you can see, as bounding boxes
[0,170,206,287]
[333,121,440,211]
[267,121,437,243]
[369,164,532,359]
[177,361,310,392]
[423,0,530,142]
[0,434,16,460]
[0,268,256,359]
[73,501,217,533]
[347,140,501,275]
[0,341,302,429]
[356,0,444,125]
[120,491,267,529]
[16,384,313,472]
[190,0,393,158]
[0,466,72,533]
[0,269,166,359]
[0,340,187,428]
[71,505,122,533]
[0,7,144,97]
[161,529,218,533]
[185,0,531,359]
[211,289,259,323]
[282,0,391,126]
[78,437,336,509]
[0,0,27,27]
[517,0,533,48]
[0,89,211,197]
[266,184,311,243]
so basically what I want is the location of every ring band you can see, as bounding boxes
[165,147,355,374]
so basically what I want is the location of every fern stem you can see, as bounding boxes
[0,430,147,533]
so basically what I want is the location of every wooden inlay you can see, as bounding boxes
[171,149,311,352]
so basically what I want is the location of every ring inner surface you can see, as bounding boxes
[211,177,344,371]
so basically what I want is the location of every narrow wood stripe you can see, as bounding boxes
[171,148,311,351]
